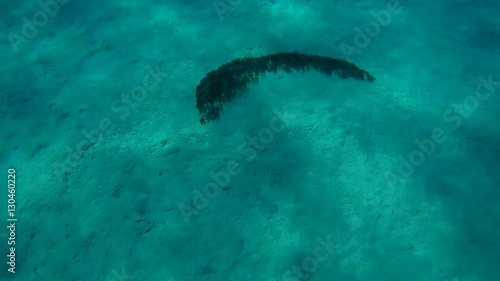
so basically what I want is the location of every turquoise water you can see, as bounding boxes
[1,0,500,280]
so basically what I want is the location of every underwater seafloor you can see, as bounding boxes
[1,0,500,280]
